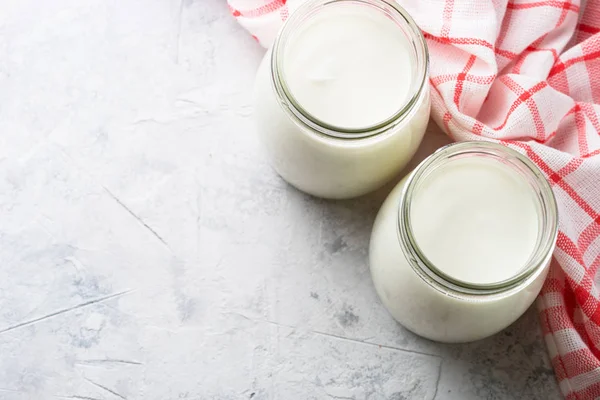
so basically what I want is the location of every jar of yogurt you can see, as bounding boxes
[253,0,430,199]
[369,141,558,342]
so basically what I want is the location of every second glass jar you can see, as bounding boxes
[369,142,559,342]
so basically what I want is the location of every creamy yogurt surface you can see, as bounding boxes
[282,2,414,130]
[410,156,540,285]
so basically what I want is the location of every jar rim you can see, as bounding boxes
[270,0,429,139]
[396,141,559,297]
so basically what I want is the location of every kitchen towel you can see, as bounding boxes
[228,0,600,398]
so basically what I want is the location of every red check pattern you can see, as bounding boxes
[229,0,600,397]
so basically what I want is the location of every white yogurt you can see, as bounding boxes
[410,156,540,285]
[369,142,557,343]
[282,4,414,129]
[253,0,430,199]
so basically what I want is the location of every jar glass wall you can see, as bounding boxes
[369,141,559,342]
[253,0,430,199]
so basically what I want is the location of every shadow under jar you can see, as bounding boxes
[253,0,430,199]
[369,142,558,342]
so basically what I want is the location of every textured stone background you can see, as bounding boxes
[0,0,561,398]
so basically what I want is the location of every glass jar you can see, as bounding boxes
[253,0,430,199]
[369,141,558,342]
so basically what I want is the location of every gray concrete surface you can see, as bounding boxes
[0,0,561,398]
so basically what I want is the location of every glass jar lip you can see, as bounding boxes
[270,0,429,140]
[396,141,559,296]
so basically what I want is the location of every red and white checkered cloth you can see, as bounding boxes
[229,0,600,397]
